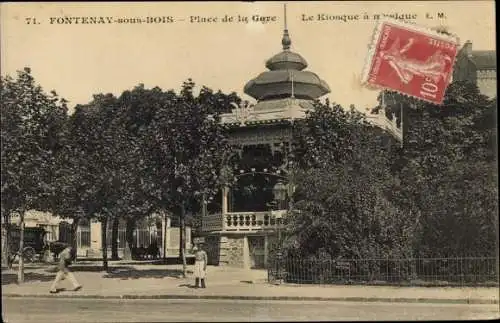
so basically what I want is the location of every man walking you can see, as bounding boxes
[193,242,208,288]
[49,245,82,293]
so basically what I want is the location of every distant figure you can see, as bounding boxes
[49,245,82,293]
[193,243,208,288]
[138,244,146,259]
[147,242,160,259]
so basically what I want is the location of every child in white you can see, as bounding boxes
[193,243,208,288]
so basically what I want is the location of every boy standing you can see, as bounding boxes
[193,243,208,288]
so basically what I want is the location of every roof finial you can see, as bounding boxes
[282,3,291,50]
[284,3,287,30]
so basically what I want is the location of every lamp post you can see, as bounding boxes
[273,180,287,284]
[273,180,287,211]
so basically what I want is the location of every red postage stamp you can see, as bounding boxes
[361,19,459,104]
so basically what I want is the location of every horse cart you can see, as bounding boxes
[6,225,48,264]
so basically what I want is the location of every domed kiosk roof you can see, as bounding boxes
[220,22,331,127]
[265,30,308,71]
[244,29,330,101]
[266,51,308,71]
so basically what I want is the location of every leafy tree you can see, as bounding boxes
[140,80,234,276]
[73,92,158,270]
[50,101,98,253]
[383,82,497,257]
[50,93,128,271]
[105,85,170,260]
[1,68,68,281]
[77,82,236,271]
[292,99,363,169]
[289,80,497,262]
[286,100,413,260]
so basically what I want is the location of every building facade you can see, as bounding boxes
[5,210,191,258]
[453,40,497,98]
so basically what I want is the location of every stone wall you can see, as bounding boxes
[203,233,280,268]
[220,235,245,268]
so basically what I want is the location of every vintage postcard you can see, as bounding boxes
[1,1,498,322]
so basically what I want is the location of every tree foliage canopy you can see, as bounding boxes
[384,82,497,257]
[286,81,497,260]
[1,67,68,217]
[287,100,413,259]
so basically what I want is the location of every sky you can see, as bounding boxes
[1,1,496,113]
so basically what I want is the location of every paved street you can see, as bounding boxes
[3,297,499,322]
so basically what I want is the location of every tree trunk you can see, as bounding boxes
[111,218,119,260]
[2,213,12,269]
[1,223,7,267]
[70,218,80,262]
[162,212,168,262]
[17,209,25,283]
[179,203,187,277]
[101,218,108,272]
[123,218,135,260]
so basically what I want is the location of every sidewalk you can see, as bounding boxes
[2,261,499,304]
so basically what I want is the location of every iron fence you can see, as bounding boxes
[77,227,91,248]
[268,257,499,287]
[106,229,127,249]
[104,229,161,249]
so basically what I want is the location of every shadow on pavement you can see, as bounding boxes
[75,258,195,265]
[2,264,48,271]
[102,267,187,280]
[117,259,195,265]
[69,265,124,273]
[178,283,197,289]
[1,271,54,285]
